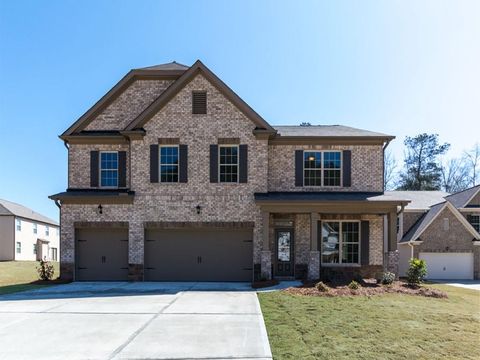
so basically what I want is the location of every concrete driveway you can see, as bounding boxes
[0,282,272,360]
[433,280,480,291]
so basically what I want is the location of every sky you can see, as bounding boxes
[1,0,479,220]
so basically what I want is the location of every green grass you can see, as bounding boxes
[259,285,480,360]
[0,261,60,295]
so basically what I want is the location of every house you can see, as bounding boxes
[49,60,408,282]
[0,199,60,262]
[394,186,480,280]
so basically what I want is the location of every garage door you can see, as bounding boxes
[75,228,129,281]
[419,252,474,280]
[145,228,253,281]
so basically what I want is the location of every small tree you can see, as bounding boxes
[384,149,398,190]
[406,258,427,286]
[37,259,55,281]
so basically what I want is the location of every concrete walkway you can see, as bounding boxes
[0,282,275,359]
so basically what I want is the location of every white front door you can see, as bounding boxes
[419,252,474,280]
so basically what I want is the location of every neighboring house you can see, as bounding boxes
[50,60,408,282]
[394,186,480,280]
[0,199,60,262]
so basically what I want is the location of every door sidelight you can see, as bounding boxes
[197,256,202,264]
[101,255,106,263]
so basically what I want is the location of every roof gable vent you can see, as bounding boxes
[192,91,207,114]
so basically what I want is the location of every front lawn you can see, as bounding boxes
[258,284,480,359]
[0,261,60,295]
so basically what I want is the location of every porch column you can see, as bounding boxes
[387,210,399,277]
[260,211,272,280]
[308,213,320,280]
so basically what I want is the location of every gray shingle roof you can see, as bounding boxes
[136,61,189,71]
[445,185,480,208]
[0,199,58,226]
[384,191,449,210]
[273,125,394,138]
[400,202,447,243]
[254,192,410,204]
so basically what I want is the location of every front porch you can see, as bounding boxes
[254,192,409,281]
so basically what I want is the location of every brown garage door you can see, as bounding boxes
[75,228,129,281]
[145,228,253,281]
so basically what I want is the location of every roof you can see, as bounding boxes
[273,125,394,138]
[0,199,58,226]
[135,61,190,71]
[49,189,135,204]
[384,191,449,210]
[445,185,480,208]
[254,192,410,204]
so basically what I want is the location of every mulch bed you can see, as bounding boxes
[284,279,447,298]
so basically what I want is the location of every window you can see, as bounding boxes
[219,145,238,183]
[443,218,449,231]
[33,223,37,234]
[470,215,480,232]
[321,221,360,265]
[33,244,37,254]
[16,219,21,231]
[51,248,58,261]
[192,91,207,114]
[160,146,179,182]
[304,151,341,187]
[45,225,50,236]
[16,242,21,254]
[100,152,118,187]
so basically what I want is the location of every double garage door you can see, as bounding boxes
[419,252,474,280]
[75,227,253,281]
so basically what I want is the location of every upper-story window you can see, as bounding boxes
[219,145,239,183]
[33,223,37,234]
[160,146,179,183]
[304,151,342,186]
[469,215,480,232]
[100,152,118,187]
[16,219,21,231]
[45,225,50,236]
[192,91,207,114]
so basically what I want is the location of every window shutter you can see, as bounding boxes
[118,151,127,187]
[342,150,352,187]
[361,221,369,265]
[210,144,218,183]
[179,145,188,183]
[295,150,303,187]
[192,91,207,114]
[150,144,159,183]
[90,151,99,187]
[239,144,248,183]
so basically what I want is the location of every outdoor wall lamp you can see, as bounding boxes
[196,205,202,214]
[97,204,103,215]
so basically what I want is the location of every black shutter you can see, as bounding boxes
[239,144,248,183]
[118,151,127,187]
[90,151,99,187]
[179,144,188,183]
[150,144,159,183]
[192,91,207,114]
[295,150,304,187]
[342,150,352,187]
[361,221,369,266]
[210,144,218,183]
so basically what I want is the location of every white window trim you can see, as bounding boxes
[33,223,37,234]
[16,242,21,254]
[218,144,239,184]
[159,145,180,183]
[99,151,119,188]
[16,219,21,231]
[321,220,361,266]
[45,225,50,236]
[303,150,343,187]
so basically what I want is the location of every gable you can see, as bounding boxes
[466,190,480,207]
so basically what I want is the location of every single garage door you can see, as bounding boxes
[75,228,129,281]
[145,228,253,281]
[419,252,474,280]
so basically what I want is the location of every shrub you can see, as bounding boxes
[315,281,330,292]
[381,271,396,285]
[37,259,55,281]
[406,258,427,286]
[348,280,360,290]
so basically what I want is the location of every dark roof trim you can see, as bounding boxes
[61,69,186,137]
[125,60,275,132]
[61,129,146,144]
[269,136,394,146]
[49,189,135,204]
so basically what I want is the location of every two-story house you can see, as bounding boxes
[50,60,408,282]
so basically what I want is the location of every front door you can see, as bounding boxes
[275,229,294,277]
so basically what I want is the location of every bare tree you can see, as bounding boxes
[440,157,470,193]
[384,149,398,190]
[463,143,480,187]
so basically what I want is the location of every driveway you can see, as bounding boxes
[433,280,480,291]
[0,282,273,360]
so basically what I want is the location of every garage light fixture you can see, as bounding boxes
[97,204,103,215]
[196,205,201,214]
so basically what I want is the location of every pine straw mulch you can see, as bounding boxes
[284,279,448,298]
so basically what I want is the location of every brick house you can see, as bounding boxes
[50,60,407,282]
[395,186,480,280]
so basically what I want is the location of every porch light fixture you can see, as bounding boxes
[196,205,201,214]
[97,204,103,215]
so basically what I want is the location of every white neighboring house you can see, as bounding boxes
[0,199,59,262]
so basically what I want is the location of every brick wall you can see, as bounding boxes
[402,211,425,236]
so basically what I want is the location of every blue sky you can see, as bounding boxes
[1,0,479,220]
